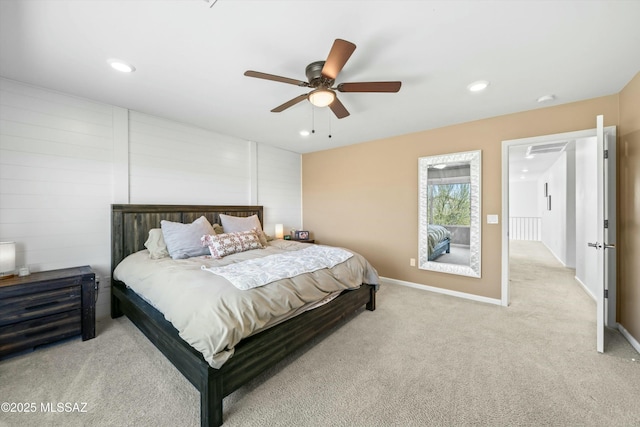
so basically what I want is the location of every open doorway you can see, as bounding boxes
[506,136,599,298]
[502,123,617,352]
[501,126,615,311]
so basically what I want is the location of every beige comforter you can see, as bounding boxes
[113,240,378,368]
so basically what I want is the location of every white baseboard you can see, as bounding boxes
[380,276,502,306]
[542,241,568,267]
[617,323,640,355]
[574,275,596,301]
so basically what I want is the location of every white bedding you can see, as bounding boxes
[113,240,379,368]
[201,245,354,290]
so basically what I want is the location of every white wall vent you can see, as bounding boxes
[526,142,568,156]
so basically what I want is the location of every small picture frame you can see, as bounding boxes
[295,230,310,240]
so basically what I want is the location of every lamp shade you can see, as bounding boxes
[308,89,336,107]
[275,224,284,239]
[0,241,16,278]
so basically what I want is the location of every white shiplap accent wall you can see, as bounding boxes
[0,78,303,319]
[257,144,302,237]
[0,78,114,317]
[129,111,251,205]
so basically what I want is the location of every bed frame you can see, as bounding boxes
[110,204,376,427]
[429,237,450,261]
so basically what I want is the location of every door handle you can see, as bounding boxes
[587,242,602,249]
[603,243,616,249]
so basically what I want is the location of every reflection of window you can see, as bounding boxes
[427,183,471,225]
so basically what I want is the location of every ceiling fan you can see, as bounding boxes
[244,39,401,119]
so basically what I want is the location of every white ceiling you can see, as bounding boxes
[1,0,639,154]
[509,142,568,182]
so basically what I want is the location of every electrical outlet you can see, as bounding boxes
[410,258,416,267]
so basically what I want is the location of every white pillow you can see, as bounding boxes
[161,216,215,259]
[219,214,268,246]
[144,228,169,259]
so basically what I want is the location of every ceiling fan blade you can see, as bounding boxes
[271,94,309,112]
[329,96,350,119]
[337,81,402,93]
[321,39,356,80]
[244,70,309,87]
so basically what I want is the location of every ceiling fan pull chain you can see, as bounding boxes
[311,105,315,134]
[328,111,332,138]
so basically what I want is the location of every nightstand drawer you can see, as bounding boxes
[0,309,81,357]
[0,286,81,326]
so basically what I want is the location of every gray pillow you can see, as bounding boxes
[219,214,268,246]
[161,216,215,259]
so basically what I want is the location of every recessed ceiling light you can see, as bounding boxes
[522,169,528,172]
[467,80,489,92]
[108,59,136,73]
[537,94,556,103]
[299,130,310,136]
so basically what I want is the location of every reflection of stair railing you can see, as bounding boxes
[509,217,541,241]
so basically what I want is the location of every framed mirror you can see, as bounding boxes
[418,150,481,277]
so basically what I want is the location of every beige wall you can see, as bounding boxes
[302,95,618,301]
[618,72,640,340]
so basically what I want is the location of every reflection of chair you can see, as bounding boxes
[429,237,450,260]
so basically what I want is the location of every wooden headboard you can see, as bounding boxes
[111,204,264,274]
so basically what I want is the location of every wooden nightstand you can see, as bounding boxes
[290,239,315,244]
[0,266,96,359]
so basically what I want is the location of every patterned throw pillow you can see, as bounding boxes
[201,229,264,259]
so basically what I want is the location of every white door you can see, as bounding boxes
[591,115,617,353]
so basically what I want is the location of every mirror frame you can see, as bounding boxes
[418,150,482,278]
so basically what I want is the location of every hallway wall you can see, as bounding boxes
[540,152,570,266]
[575,137,598,299]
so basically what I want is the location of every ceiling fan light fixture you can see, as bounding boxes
[308,88,336,107]
[245,39,401,119]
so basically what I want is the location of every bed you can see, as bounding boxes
[110,204,377,427]
[427,224,451,261]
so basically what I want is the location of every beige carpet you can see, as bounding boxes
[1,240,639,426]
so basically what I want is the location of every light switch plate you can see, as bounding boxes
[487,214,499,224]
